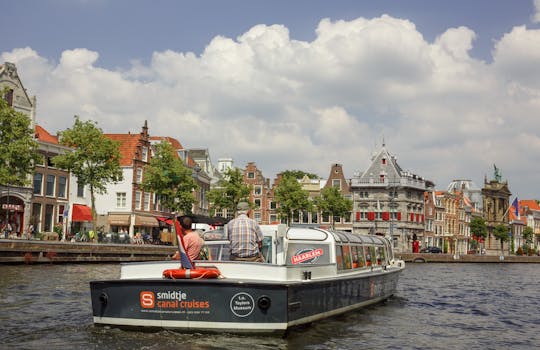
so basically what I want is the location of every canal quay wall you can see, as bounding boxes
[1,239,540,264]
[0,239,177,264]
[400,252,540,263]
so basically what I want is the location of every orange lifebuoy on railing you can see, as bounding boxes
[163,267,221,279]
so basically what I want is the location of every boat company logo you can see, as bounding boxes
[140,291,155,308]
[230,292,255,317]
[139,290,210,310]
[291,248,324,264]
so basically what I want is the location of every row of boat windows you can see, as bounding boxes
[335,244,388,271]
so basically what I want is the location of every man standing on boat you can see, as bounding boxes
[227,201,265,262]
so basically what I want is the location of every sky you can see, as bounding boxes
[2,0,540,199]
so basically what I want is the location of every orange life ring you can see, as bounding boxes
[163,267,220,279]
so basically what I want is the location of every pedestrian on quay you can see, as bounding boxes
[227,201,265,262]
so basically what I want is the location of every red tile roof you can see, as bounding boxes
[35,125,59,144]
[105,133,141,166]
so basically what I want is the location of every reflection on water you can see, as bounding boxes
[1,263,539,350]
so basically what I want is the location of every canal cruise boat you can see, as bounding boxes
[90,222,405,335]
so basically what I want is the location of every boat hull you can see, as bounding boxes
[90,268,401,334]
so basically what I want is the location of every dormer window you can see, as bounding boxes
[382,158,387,165]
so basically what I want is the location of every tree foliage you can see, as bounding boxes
[280,170,320,179]
[141,141,197,214]
[53,116,123,227]
[314,186,352,229]
[522,226,534,245]
[469,217,487,240]
[0,89,40,186]
[207,168,250,216]
[274,173,311,225]
[492,223,510,254]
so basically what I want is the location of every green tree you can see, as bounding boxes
[469,217,487,240]
[492,223,510,256]
[207,168,250,216]
[280,170,320,180]
[53,116,123,229]
[314,186,352,229]
[522,226,534,247]
[141,141,197,214]
[0,88,41,187]
[274,173,311,225]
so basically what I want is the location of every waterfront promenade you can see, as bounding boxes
[1,238,539,264]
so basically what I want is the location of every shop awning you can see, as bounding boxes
[72,204,92,222]
[134,215,158,227]
[108,214,131,226]
[157,216,173,225]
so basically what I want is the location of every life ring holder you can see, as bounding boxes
[163,267,221,279]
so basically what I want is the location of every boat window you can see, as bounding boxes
[261,236,272,263]
[364,246,372,266]
[287,243,331,265]
[341,245,352,270]
[336,245,344,271]
[371,246,379,265]
[378,246,386,265]
[355,245,367,268]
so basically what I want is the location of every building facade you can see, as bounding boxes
[350,144,432,253]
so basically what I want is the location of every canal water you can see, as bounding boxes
[1,263,539,350]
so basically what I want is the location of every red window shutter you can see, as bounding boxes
[397,212,401,221]
[356,212,360,221]
[367,212,375,221]
[410,213,414,221]
[382,212,389,221]
[422,214,425,222]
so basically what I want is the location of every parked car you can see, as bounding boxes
[420,246,442,253]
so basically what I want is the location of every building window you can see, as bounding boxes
[141,146,148,162]
[254,211,261,223]
[4,89,14,106]
[254,199,261,208]
[382,158,386,165]
[332,179,341,188]
[44,204,54,232]
[135,191,142,210]
[269,201,276,210]
[254,185,262,196]
[247,172,255,179]
[380,175,385,182]
[322,213,330,223]
[46,174,55,196]
[270,214,278,223]
[144,192,151,211]
[33,173,43,195]
[58,204,65,224]
[311,212,319,223]
[58,176,67,198]
[116,192,127,208]
[77,181,84,197]
[136,168,143,183]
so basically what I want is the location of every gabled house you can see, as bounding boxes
[95,121,160,237]
[350,143,432,253]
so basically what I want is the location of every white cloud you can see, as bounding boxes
[2,15,540,198]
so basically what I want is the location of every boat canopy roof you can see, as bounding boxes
[286,227,388,245]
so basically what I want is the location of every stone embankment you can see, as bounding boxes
[400,253,540,263]
[0,239,177,264]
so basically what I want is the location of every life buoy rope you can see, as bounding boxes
[163,267,220,279]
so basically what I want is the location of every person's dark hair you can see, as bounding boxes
[179,216,192,230]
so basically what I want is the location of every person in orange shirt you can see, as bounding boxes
[172,216,203,261]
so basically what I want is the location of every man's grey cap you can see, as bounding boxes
[237,201,250,211]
